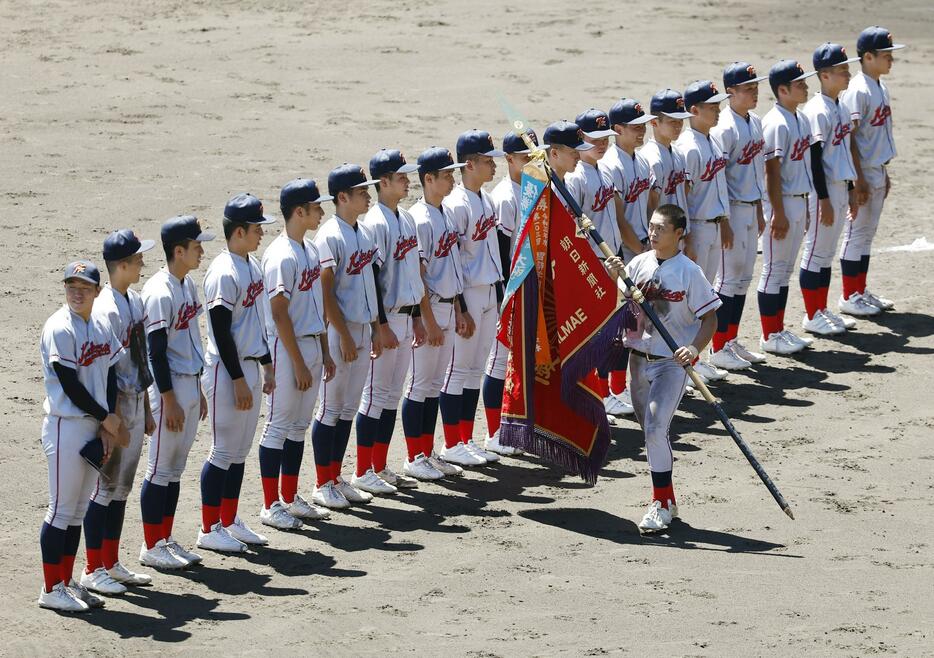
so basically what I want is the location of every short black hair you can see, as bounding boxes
[104,256,133,275]
[655,203,687,232]
[281,202,308,222]
[223,217,249,241]
[164,239,193,263]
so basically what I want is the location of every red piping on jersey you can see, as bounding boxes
[49,418,62,525]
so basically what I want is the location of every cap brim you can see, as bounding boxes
[661,111,693,120]
[256,216,278,225]
[136,239,156,254]
[878,44,905,51]
[732,74,769,86]
[625,114,656,125]
[351,180,380,189]
[575,142,595,151]
[705,92,732,103]
[396,163,419,174]
[582,129,617,139]
[440,162,468,171]
[792,70,818,81]
[481,149,506,158]
[195,231,216,242]
[63,274,99,285]
[312,194,335,203]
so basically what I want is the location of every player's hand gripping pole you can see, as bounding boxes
[501,104,793,520]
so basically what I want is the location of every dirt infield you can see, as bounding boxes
[1,0,932,655]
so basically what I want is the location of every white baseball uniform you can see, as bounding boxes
[260,233,326,451]
[564,160,622,259]
[314,215,379,424]
[486,176,522,380]
[202,249,269,469]
[41,305,123,530]
[641,139,692,231]
[359,202,425,420]
[406,199,464,403]
[603,144,652,260]
[758,104,814,295]
[142,269,205,487]
[711,107,765,297]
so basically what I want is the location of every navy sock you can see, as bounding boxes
[423,397,440,438]
[334,418,353,464]
[377,408,397,445]
[64,524,81,560]
[482,375,505,410]
[732,294,746,326]
[778,286,789,312]
[439,392,461,427]
[258,445,282,479]
[820,267,832,288]
[222,462,245,501]
[164,481,180,521]
[281,438,304,477]
[200,461,226,508]
[104,499,126,541]
[40,521,65,567]
[840,258,861,277]
[860,254,871,275]
[82,501,107,551]
[355,413,378,448]
[715,294,733,334]
[401,397,424,438]
[650,470,673,489]
[140,478,167,526]
[461,387,481,424]
[310,420,335,469]
[799,268,822,290]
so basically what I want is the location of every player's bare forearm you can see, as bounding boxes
[270,294,304,367]
[691,310,718,354]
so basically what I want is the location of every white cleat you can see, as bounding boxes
[225,516,269,545]
[428,451,464,477]
[79,567,127,596]
[68,580,105,608]
[694,362,728,381]
[38,582,88,613]
[108,561,152,586]
[669,502,680,519]
[802,310,844,336]
[286,494,331,520]
[781,329,813,348]
[440,442,487,467]
[166,537,202,565]
[614,389,635,415]
[823,309,855,330]
[759,332,803,355]
[710,346,751,370]
[378,466,418,489]
[730,339,767,364]
[335,477,373,504]
[402,454,444,481]
[139,539,189,569]
[466,438,499,462]
[861,290,894,310]
[638,500,673,534]
[260,501,303,530]
[312,482,351,510]
[839,292,881,317]
[604,394,627,416]
[197,522,247,553]
[351,469,398,495]
[485,430,520,455]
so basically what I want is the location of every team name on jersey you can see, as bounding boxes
[699,156,728,182]
[393,235,419,261]
[78,340,111,367]
[737,139,765,165]
[592,185,615,212]
[625,177,651,204]
[175,301,201,330]
[664,170,687,196]
[435,231,458,258]
[640,281,685,303]
[789,137,810,162]
[346,247,378,275]
[243,279,264,308]
[298,265,321,292]
[832,122,852,146]
[869,104,891,127]
[471,213,497,242]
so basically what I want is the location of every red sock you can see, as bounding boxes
[421,434,435,457]
[842,274,860,300]
[315,463,331,488]
[712,330,730,352]
[857,270,868,294]
[727,323,739,342]
[459,419,474,444]
[356,445,372,477]
[102,538,119,570]
[330,460,342,482]
[143,522,164,549]
[819,286,830,311]
[85,548,102,573]
[261,476,280,509]
[596,376,609,398]
[405,436,421,462]
[219,498,239,528]
[801,288,822,320]
[777,307,786,330]
[280,474,298,504]
[42,562,61,592]
[760,314,780,340]
[484,406,502,438]
[201,505,220,533]
[652,485,676,509]
[60,554,76,584]
[442,423,460,449]
[609,370,627,395]
[162,514,175,541]
[372,442,390,473]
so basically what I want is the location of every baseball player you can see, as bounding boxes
[677,81,732,382]
[139,215,212,570]
[309,164,383,509]
[355,149,426,494]
[623,205,720,534]
[438,130,505,467]
[38,261,124,612]
[482,129,539,455]
[799,44,861,336]
[643,90,692,233]
[758,60,818,355]
[838,26,905,315]
[401,147,470,480]
[257,179,336,532]
[80,231,157,597]
[198,193,276,553]
[709,62,770,370]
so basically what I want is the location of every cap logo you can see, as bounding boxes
[675,98,685,110]
[577,128,585,141]
[72,263,87,274]
[528,130,537,141]
[400,154,407,164]
[886,32,893,44]
[710,82,719,94]
[486,136,494,150]
[595,115,608,128]
[796,64,804,75]
[259,203,264,214]
[840,46,847,55]
[634,103,643,114]
[747,65,757,77]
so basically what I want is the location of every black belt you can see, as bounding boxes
[702,216,727,223]
[630,349,669,362]
[244,356,263,362]
[436,296,455,304]
[784,192,809,198]
[396,305,417,315]
[730,199,758,206]
[300,333,322,338]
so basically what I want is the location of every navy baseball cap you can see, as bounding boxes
[369,149,419,179]
[103,229,155,262]
[416,147,467,174]
[503,129,539,154]
[650,89,692,120]
[327,163,379,198]
[723,62,768,88]
[161,215,215,246]
[542,121,593,151]
[769,59,817,88]
[813,43,859,71]
[609,98,655,126]
[683,80,731,110]
[224,193,277,225]
[857,26,905,55]
[62,260,101,285]
[280,178,333,212]
[456,130,505,160]
[575,108,616,138]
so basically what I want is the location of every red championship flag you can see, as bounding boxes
[498,162,622,484]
